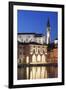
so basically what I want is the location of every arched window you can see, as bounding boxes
[37,55,41,62]
[32,54,36,62]
[42,54,46,63]
[26,56,29,63]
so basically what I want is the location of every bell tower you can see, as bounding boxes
[46,19,50,44]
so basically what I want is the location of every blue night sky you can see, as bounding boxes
[17,10,58,42]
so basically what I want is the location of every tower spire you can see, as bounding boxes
[46,18,51,44]
[47,18,50,27]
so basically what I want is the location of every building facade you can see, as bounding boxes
[47,42,58,78]
[17,42,48,79]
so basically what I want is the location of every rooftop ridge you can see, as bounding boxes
[17,33,45,36]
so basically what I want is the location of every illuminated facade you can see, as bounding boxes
[17,42,48,79]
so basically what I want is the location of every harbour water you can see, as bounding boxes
[17,65,58,80]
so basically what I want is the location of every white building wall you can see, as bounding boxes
[17,34,46,44]
[18,34,35,43]
[35,36,46,44]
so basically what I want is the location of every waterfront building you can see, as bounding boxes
[17,19,58,79]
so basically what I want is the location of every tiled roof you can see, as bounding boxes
[18,33,44,37]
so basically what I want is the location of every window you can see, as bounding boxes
[42,54,46,63]
[26,56,29,63]
[32,54,36,62]
[37,55,41,62]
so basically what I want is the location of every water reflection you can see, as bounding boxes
[18,65,58,80]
